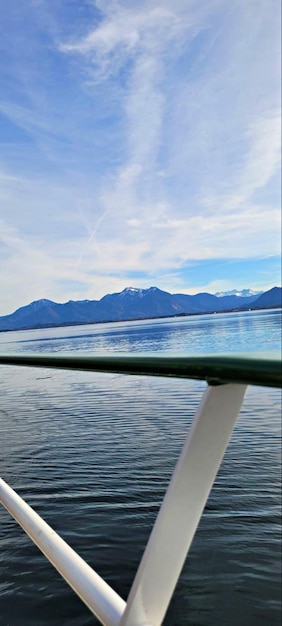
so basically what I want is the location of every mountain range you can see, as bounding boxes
[0,286,281,332]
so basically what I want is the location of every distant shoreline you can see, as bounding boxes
[0,304,281,334]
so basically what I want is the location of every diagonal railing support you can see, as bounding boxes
[120,383,247,626]
[0,478,126,626]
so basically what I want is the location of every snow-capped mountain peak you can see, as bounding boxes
[215,289,263,298]
[119,287,141,297]
[118,286,160,298]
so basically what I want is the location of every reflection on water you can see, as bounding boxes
[0,308,281,355]
[0,309,281,626]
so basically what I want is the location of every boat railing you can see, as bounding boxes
[0,353,281,626]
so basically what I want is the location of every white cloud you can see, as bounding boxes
[61,4,191,58]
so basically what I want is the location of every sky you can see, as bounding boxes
[0,0,281,315]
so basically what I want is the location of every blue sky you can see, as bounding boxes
[0,0,281,315]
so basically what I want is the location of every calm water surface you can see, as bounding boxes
[0,309,281,625]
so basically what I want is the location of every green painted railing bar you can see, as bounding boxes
[0,353,281,388]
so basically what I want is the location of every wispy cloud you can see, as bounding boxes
[0,0,280,314]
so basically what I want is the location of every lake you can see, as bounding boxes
[0,308,281,625]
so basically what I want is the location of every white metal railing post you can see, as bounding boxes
[0,478,126,626]
[120,383,247,626]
